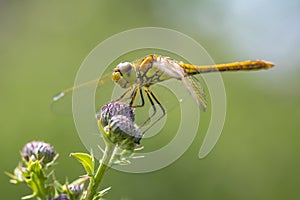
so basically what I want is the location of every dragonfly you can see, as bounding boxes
[54,54,274,132]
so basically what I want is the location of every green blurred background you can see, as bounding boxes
[1,1,299,199]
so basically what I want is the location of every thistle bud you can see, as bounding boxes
[21,141,56,166]
[97,101,135,127]
[108,115,142,145]
[97,102,143,150]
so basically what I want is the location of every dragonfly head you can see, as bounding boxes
[112,62,136,88]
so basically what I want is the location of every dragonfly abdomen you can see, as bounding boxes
[180,60,274,75]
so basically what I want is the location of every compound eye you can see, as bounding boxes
[115,62,132,76]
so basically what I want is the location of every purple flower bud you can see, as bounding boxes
[97,101,134,127]
[68,183,84,196]
[108,115,142,144]
[21,141,56,165]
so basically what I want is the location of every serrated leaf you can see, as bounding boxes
[70,153,94,176]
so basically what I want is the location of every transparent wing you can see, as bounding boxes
[181,76,207,112]
[153,57,207,111]
[153,57,185,79]
[51,73,111,114]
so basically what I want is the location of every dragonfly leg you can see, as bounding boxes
[140,87,166,134]
[140,88,157,128]
[129,86,138,106]
[147,89,166,118]
[115,86,133,102]
[130,87,145,108]
[114,85,145,108]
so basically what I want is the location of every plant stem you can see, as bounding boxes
[85,142,116,200]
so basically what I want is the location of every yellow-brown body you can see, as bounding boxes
[112,55,274,88]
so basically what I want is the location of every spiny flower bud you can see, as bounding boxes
[21,141,56,166]
[108,115,142,145]
[97,101,135,127]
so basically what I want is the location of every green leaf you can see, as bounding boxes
[70,153,94,176]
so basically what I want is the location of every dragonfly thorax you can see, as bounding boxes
[112,62,137,88]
